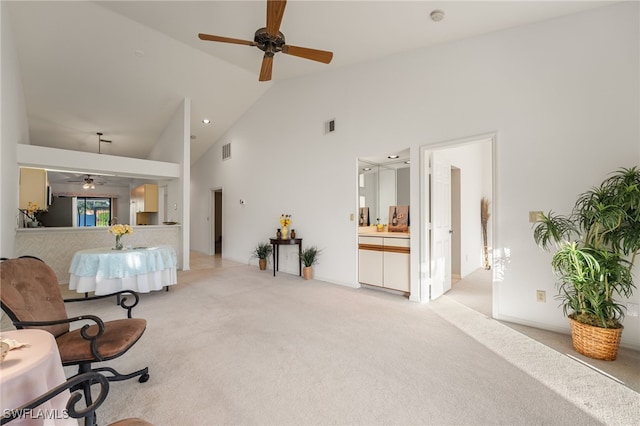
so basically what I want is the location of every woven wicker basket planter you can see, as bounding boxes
[569,318,623,361]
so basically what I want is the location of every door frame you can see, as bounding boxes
[418,133,496,310]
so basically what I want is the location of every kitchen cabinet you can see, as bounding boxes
[358,235,410,292]
[132,184,158,213]
[19,168,48,210]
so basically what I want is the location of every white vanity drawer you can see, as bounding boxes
[358,236,384,245]
[383,238,410,249]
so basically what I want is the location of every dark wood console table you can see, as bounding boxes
[269,238,302,277]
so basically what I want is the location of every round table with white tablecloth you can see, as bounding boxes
[68,245,177,295]
[0,329,77,426]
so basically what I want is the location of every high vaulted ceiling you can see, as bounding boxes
[7,1,614,167]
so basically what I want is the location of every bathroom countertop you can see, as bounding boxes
[358,232,410,238]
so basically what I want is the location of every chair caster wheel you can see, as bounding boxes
[139,373,150,383]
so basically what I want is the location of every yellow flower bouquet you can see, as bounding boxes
[279,214,291,227]
[279,214,292,239]
[109,224,134,250]
[20,201,45,227]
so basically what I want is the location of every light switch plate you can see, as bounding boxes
[529,211,543,223]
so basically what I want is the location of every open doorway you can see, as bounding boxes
[421,134,494,312]
[210,188,223,255]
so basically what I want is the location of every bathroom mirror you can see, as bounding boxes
[358,149,410,226]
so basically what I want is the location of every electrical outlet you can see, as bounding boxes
[536,290,546,303]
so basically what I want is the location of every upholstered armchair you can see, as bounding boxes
[1,371,152,426]
[0,257,149,412]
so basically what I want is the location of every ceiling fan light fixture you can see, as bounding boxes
[81,175,96,189]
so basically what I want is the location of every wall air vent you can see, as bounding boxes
[324,119,336,134]
[222,142,231,160]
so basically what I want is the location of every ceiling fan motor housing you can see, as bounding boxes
[198,0,332,81]
[254,27,285,56]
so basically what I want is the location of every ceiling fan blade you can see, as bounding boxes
[281,45,333,64]
[198,33,256,47]
[266,0,287,36]
[259,55,274,82]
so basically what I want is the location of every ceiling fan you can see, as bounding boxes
[198,0,333,81]
[68,175,103,189]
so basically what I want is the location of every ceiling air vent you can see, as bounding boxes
[222,142,231,160]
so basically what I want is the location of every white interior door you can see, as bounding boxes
[430,152,452,299]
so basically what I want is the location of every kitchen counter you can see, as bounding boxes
[16,224,180,232]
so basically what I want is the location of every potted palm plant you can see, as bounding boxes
[252,242,273,270]
[532,167,639,360]
[299,246,322,280]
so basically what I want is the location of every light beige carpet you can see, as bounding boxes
[447,268,640,393]
[56,261,638,426]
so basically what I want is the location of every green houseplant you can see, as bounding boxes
[532,167,640,360]
[252,242,273,271]
[299,246,322,280]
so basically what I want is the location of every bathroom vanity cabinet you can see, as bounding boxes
[358,234,410,292]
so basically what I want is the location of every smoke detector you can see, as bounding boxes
[430,10,445,22]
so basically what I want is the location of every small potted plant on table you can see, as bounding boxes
[532,167,639,360]
[252,242,273,271]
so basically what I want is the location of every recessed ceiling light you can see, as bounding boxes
[404,160,411,164]
[388,155,400,159]
[202,119,211,124]
[363,167,372,171]
[430,9,445,22]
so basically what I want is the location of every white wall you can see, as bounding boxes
[191,3,640,348]
[1,2,30,258]
[148,98,191,269]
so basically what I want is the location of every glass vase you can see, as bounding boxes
[114,235,123,250]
